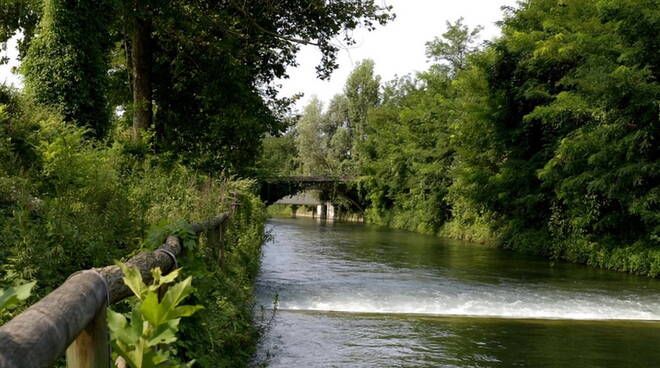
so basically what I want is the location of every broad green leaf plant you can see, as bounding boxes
[108,262,202,368]
[0,281,36,317]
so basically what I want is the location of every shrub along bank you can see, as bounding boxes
[0,86,266,366]
[358,0,660,277]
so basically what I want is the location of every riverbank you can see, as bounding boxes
[361,205,660,278]
[180,192,267,367]
[0,88,269,366]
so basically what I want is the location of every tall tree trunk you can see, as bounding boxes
[131,1,152,140]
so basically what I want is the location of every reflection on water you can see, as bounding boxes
[254,217,660,367]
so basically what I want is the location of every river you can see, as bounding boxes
[253,217,660,367]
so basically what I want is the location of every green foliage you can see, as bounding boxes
[175,192,267,367]
[0,281,35,318]
[352,2,660,277]
[295,97,330,174]
[448,0,659,275]
[124,0,393,174]
[143,222,196,251]
[108,262,202,368]
[0,87,268,365]
[0,0,41,60]
[0,89,134,285]
[252,133,300,177]
[425,17,483,74]
[21,0,113,137]
[275,2,660,277]
[345,59,381,152]
[360,71,455,234]
[5,0,393,172]
[285,60,382,177]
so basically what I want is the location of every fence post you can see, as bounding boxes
[65,306,110,368]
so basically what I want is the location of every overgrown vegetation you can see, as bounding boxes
[272,1,659,277]
[0,281,34,319]
[0,86,269,364]
[1,0,393,365]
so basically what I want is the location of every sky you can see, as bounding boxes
[0,0,519,108]
[277,0,520,111]
[0,34,21,87]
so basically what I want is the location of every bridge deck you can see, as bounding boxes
[264,176,356,183]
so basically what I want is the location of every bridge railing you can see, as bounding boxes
[0,211,233,368]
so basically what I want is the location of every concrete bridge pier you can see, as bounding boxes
[326,202,337,221]
[316,202,337,221]
[275,190,341,221]
[316,204,327,220]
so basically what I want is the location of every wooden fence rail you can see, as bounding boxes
[0,213,231,368]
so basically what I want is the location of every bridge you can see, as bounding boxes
[259,176,356,205]
[259,176,361,220]
[275,191,340,220]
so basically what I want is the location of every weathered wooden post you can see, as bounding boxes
[65,306,110,368]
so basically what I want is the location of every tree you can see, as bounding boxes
[344,59,381,159]
[450,0,660,273]
[7,0,393,169]
[0,0,41,62]
[126,0,393,167]
[129,0,152,140]
[323,94,353,173]
[425,17,483,75]
[21,0,113,137]
[295,97,329,174]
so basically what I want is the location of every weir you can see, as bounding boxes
[254,217,660,367]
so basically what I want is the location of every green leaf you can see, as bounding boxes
[147,319,180,346]
[0,281,36,311]
[157,267,181,286]
[107,309,138,346]
[171,305,203,319]
[117,262,147,300]
[161,276,195,319]
[140,292,165,327]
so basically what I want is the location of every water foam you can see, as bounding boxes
[275,289,660,321]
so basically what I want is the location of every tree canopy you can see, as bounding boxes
[272,0,660,276]
[4,0,394,172]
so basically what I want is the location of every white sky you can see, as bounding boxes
[0,34,21,87]
[0,1,519,106]
[278,0,520,111]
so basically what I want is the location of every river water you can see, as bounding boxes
[253,217,660,367]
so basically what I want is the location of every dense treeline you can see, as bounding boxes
[0,0,392,366]
[2,0,392,172]
[273,0,660,276]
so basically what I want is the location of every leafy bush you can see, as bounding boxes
[0,87,268,365]
[108,263,201,368]
[0,281,35,322]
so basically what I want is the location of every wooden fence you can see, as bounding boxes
[0,212,232,368]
